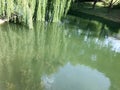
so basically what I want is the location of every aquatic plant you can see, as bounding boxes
[0,0,74,29]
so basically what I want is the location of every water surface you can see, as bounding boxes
[0,16,120,90]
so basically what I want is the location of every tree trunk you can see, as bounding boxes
[109,0,113,8]
[108,0,113,13]
[92,0,97,9]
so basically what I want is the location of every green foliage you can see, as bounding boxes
[113,2,120,8]
[0,0,74,29]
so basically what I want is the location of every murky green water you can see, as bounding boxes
[0,16,120,90]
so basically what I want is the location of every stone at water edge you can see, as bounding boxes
[0,19,8,24]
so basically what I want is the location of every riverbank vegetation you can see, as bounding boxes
[0,0,74,29]
[0,0,120,28]
[69,0,120,23]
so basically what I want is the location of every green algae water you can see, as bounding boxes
[0,16,120,90]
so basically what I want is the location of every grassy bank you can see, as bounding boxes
[69,2,120,24]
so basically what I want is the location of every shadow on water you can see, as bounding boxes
[0,17,120,90]
[68,11,120,33]
[63,15,120,39]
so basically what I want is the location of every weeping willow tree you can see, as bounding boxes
[0,0,74,29]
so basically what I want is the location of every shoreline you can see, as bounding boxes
[69,2,120,24]
[68,9,120,24]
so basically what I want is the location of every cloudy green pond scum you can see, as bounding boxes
[0,15,120,90]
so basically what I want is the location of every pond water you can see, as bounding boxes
[0,15,120,90]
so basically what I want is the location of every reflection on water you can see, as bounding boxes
[0,16,120,90]
[42,63,111,90]
[0,22,68,90]
[104,37,120,53]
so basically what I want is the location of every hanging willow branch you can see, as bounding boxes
[0,0,73,29]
